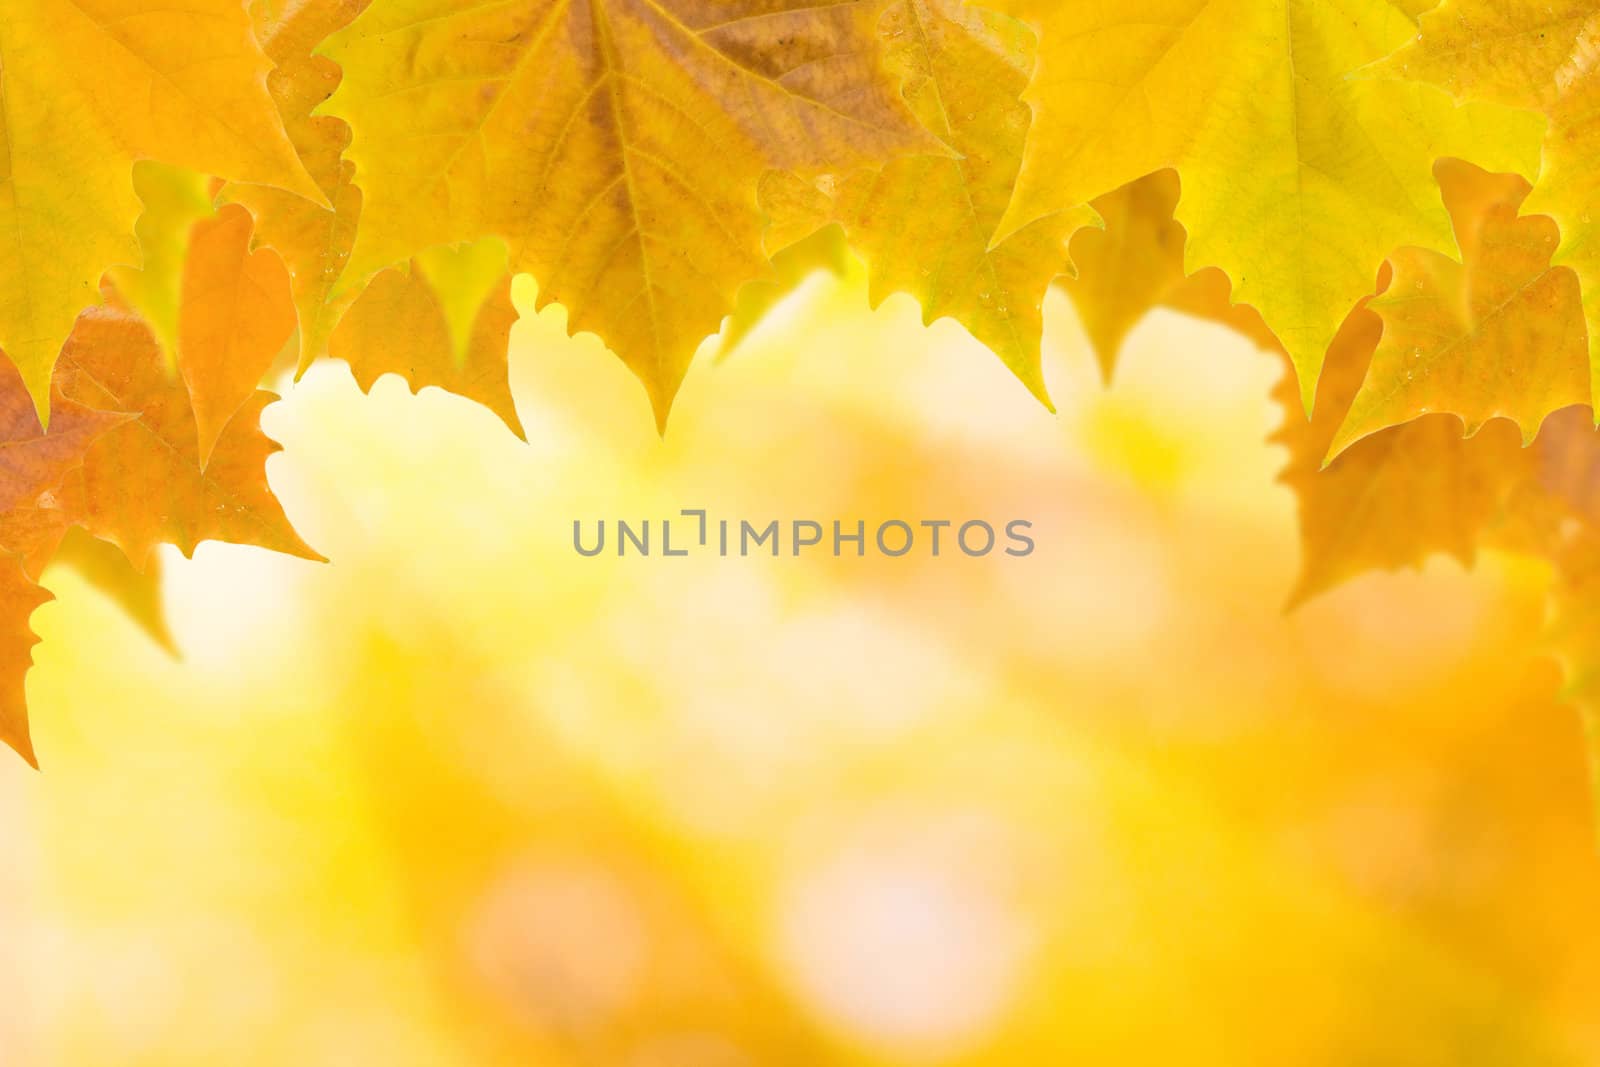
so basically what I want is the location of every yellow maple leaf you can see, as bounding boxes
[1275,299,1533,605]
[1376,3,1600,410]
[780,0,1097,405]
[0,0,323,422]
[318,0,936,428]
[1280,306,1600,604]
[1060,170,1188,381]
[989,0,1544,410]
[1332,161,1591,458]
[1060,169,1282,380]
[329,267,526,440]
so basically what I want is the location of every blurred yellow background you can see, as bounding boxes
[2,267,1598,1065]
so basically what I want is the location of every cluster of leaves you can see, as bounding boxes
[4,0,1600,765]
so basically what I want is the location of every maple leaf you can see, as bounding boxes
[1274,296,1535,606]
[763,0,1098,404]
[178,206,299,468]
[1278,306,1600,606]
[53,303,321,571]
[1383,4,1600,409]
[318,0,936,428]
[0,0,323,422]
[329,266,526,440]
[1060,170,1188,382]
[1060,169,1283,380]
[1331,161,1591,459]
[989,0,1544,411]
[225,0,371,372]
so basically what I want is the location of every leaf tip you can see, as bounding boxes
[4,731,39,770]
[1322,426,1359,469]
[1017,368,1055,414]
[987,200,1034,254]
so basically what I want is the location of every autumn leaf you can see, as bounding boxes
[1060,170,1187,382]
[54,303,321,571]
[1331,161,1591,459]
[318,0,937,427]
[1280,306,1600,606]
[0,0,323,421]
[225,0,371,372]
[769,0,1097,404]
[1275,293,1534,606]
[1060,169,1283,379]
[989,0,1545,410]
[1386,4,1600,409]
[2,0,1598,783]
[178,206,299,468]
[329,267,525,441]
